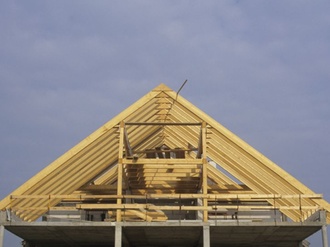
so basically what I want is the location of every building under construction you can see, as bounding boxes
[0,83,329,247]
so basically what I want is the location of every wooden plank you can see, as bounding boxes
[75,204,320,211]
[135,148,197,154]
[117,121,124,222]
[10,194,323,200]
[128,178,198,183]
[207,163,239,185]
[126,172,200,177]
[155,98,171,104]
[123,158,203,164]
[125,168,201,173]
[123,123,133,157]
[125,122,202,126]
[80,184,118,191]
[108,210,166,219]
[126,210,153,222]
[125,164,201,169]
[126,172,201,178]
[202,122,208,222]
[93,165,118,185]
[196,127,203,158]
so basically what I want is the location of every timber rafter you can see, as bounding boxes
[0,83,329,223]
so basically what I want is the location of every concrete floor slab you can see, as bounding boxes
[3,221,323,247]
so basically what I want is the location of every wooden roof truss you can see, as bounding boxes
[0,83,329,223]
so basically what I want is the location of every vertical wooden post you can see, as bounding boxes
[202,122,208,222]
[117,121,125,222]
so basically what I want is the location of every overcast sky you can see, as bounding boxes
[1,1,330,246]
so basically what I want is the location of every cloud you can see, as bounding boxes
[1,1,330,245]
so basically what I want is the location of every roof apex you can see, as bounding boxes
[152,83,173,92]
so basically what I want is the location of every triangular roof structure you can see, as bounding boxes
[1,83,329,224]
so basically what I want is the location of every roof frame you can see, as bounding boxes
[0,83,329,223]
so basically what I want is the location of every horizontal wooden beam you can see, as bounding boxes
[125,122,202,126]
[75,203,320,211]
[10,193,323,200]
[108,210,168,221]
[123,158,203,164]
[135,148,197,154]
[125,173,199,179]
[129,178,200,182]
[131,189,197,194]
[11,204,321,212]
[125,168,201,173]
[125,164,201,169]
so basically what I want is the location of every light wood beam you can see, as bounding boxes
[123,158,203,164]
[117,121,124,222]
[196,127,203,159]
[202,122,208,222]
[123,123,133,157]
[76,204,320,211]
[125,122,202,126]
[11,194,322,200]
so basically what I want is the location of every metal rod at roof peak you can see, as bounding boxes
[176,79,188,100]
[163,79,188,123]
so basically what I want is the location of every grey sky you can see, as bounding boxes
[1,1,330,245]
